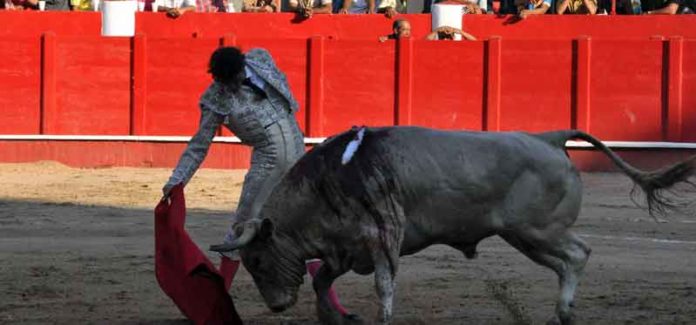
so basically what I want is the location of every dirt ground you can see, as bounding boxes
[1,161,696,325]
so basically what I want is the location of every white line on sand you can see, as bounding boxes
[579,234,696,246]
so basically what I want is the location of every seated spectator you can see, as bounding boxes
[338,0,370,13]
[196,0,224,11]
[158,0,196,17]
[515,0,550,17]
[556,0,597,13]
[242,0,279,11]
[13,0,69,9]
[643,0,694,13]
[3,0,26,9]
[378,18,411,42]
[497,0,519,13]
[377,0,398,16]
[288,0,331,18]
[434,0,487,13]
[339,0,396,16]
[426,25,476,40]
[70,0,92,11]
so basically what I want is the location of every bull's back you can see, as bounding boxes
[359,127,580,254]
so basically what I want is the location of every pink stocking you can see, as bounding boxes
[306,260,349,316]
[220,256,241,291]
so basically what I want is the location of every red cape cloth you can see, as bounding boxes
[154,184,243,325]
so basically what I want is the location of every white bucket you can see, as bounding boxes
[431,3,465,41]
[101,0,138,37]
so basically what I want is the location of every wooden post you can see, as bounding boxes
[574,36,592,132]
[484,36,502,132]
[395,37,414,126]
[306,36,325,137]
[131,34,148,135]
[41,32,57,134]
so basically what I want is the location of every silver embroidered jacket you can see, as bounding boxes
[165,48,302,190]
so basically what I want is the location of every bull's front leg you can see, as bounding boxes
[312,262,358,325]
[373,255,397,324]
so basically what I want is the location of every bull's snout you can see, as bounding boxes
[262,287,298,313]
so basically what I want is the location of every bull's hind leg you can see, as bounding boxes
[500,231,591,325]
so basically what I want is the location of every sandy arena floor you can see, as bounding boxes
[1,161,696,324]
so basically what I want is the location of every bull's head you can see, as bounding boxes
[210,219,305,312]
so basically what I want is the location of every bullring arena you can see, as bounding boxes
[2,162,696,324]
[3,5,696,325]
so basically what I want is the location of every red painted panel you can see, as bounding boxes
[0,37,41,134]
[0,140,252,169]
[1,140,693,172]
[3,11,696,41]
[569,149,696,172]
[499,40,573,132]
[145,38,218,135]
[411,40,484,130]
[134,13,432,40]
[463,15,696,41]
[589,40,664,141]
[221,38,309,135]
[52,37,131,135]
[682,41,696,142]
[132,14,696,41]
[0,11,101,37]
[322,40,395,135]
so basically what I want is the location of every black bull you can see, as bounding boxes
[211,126,696,324]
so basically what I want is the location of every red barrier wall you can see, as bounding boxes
[4,11,696,39]
[1,12,696,170]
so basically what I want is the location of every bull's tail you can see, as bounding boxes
[540,130,696,217]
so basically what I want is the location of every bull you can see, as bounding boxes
[210,126,696,324]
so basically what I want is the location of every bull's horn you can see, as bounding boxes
[209,221,258,252]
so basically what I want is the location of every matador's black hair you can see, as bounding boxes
[208,46,246,88]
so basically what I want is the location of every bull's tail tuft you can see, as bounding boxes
[628,156,696,216]
[541,130,696,219]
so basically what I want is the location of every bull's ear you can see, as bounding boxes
[259,218,274,240]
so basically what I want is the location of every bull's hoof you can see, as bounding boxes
[342,313,363,324]
[546,314,575,325]
[546,317,561,325]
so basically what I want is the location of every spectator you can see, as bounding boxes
[516,0,550,17]
[339,0,396,15]
[70,0,92,11]
[220,0,242,11]
[556,0,597,13]
[643,0,695,13]
[426,25,476,40]
[497,0,519,13]
[196,0,225,11]
[21,0,69,9]
[242,0,279,12]
[158,0,196,17]
[3,0,27,9]
[377,0,398,16]
[378,18,411,42]
[434,0,487,13]
[338,0,371,13]
[288,0,331,18]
